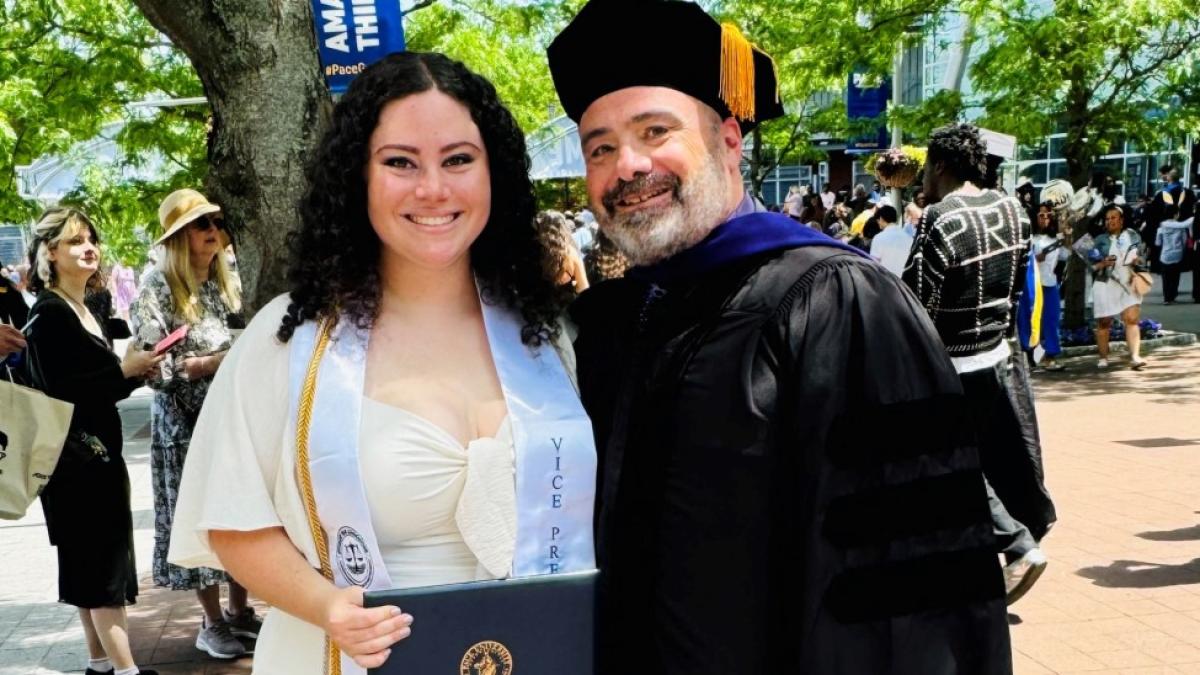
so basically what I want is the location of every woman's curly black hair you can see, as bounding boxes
[278,51,572,345]
[533,210,574,285]
[584,230,629,283]
[926,122,988,185]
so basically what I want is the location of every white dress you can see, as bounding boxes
[1091,230,1142,318]
[168,295,574,675]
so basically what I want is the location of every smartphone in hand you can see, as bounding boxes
[152,325,189,356]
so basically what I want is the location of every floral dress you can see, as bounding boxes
[131,268,237,590]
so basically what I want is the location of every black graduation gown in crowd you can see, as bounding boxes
[0,276,28,328]
[84,287,132,348]
[25,291,141,607]
[1143,185,1196,272]
[0,277,28,382]
[572,246,1012,675]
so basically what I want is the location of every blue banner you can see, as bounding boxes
[845,69,890,154]
[312,0,406,93]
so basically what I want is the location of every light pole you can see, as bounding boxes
[890,44,904,211]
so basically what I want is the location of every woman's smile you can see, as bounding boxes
[406,212,462,228]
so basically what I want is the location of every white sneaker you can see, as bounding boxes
[1004,548,1048,605]
[1097,358,1108,368]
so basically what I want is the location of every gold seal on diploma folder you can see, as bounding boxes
[460,640,514,675]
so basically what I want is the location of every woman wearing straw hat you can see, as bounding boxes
[130,189,257,660]
[24,207,163,675]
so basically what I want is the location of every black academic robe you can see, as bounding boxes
[572,246,1012,675]
[1144,186,1196,270]
[1,277,28,382]
[0,276,28,328]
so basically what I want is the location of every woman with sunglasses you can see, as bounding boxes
[130,189,258,660]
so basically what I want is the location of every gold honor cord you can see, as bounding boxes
[295,318,341,675]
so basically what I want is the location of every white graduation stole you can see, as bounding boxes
[288,293,597,675]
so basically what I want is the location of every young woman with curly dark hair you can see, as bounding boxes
[167,52,598,675]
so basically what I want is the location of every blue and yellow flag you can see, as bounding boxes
[1017,248,1043,351]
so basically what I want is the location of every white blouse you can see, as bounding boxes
[359,398,515,586]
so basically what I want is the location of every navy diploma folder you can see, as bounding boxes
[364,569,597,674]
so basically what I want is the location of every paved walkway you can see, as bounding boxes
[1136,273,1199,337]
[2,292,1199,674]
[0,390,254,675]
[1011,342,1200,674]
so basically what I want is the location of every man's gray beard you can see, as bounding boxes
[594,158,730,267]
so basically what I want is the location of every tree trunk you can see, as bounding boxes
[1060,72,1093,329]
[132,0,332,314]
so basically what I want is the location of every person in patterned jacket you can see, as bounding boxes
[904,122,1056,607]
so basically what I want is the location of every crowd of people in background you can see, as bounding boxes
[771,181,926,258]
[7,161,1196,386]
[761,160,1198,375]
[0,189,257,675]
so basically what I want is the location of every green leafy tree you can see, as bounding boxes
[62,164,163,268]
[405,0,582,133]
[0,0,202,229]
[970,0,1200,188]
[533,178,588,212]
[3,0,572,311]
[966,0,1200,327]
[713,0,952,199]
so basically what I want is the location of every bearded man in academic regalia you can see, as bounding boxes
[547,1,1012,673]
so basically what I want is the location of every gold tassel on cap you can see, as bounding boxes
[720,22,757,121]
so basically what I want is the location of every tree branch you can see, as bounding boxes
[46,18,169,50]
[1090,44,1130,94]
[1092,26,1200,118]
[869,6,937,32]
[406,0,440,13]
[450,0,506,27]
[0,24,55,52]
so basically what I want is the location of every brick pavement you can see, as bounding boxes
[1012,344,1200,674]
[0,390,253,675]
[3,316,1199,674]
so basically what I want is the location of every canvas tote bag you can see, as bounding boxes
[0,371,73,519]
